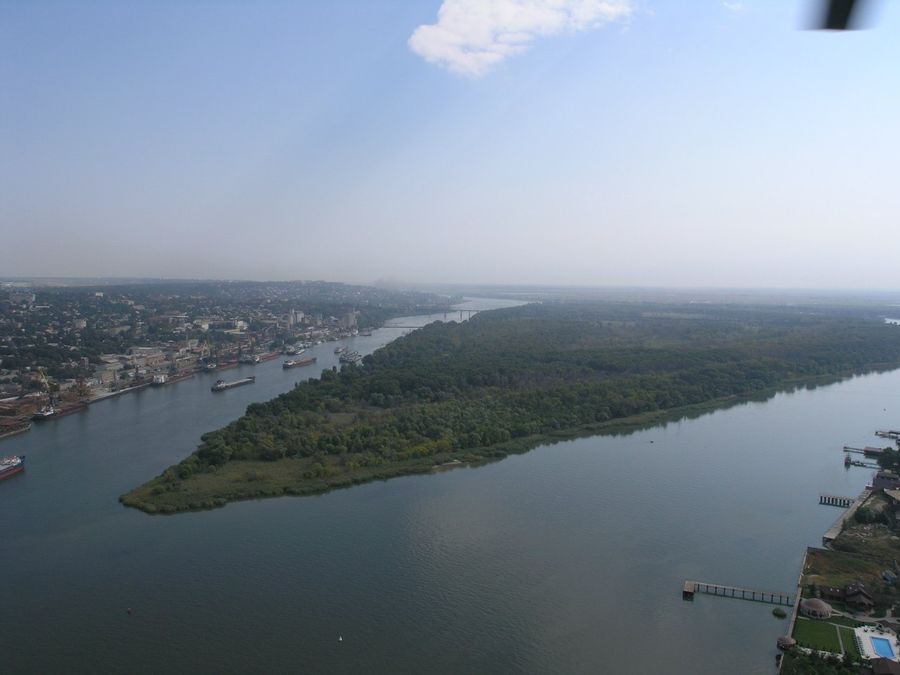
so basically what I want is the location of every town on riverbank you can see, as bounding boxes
[0,279,456,439]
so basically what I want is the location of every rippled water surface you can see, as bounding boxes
[1,298,896,673]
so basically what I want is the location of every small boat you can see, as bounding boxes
[0,455,25,481]
[334,346,347,354]
[844,454,852,467]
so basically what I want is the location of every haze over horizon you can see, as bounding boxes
[4,1,900,289]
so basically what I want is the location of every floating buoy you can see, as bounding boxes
[338,635,343,642]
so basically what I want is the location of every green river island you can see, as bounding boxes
[122,301,900,513]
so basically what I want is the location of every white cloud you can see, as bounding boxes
[409,0,633,77]
[723,1,744,12]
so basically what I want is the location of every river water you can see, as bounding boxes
[0,297,895,673]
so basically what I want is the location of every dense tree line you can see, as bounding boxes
[161,301,900,481]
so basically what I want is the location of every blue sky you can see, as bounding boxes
[3,1,900,288]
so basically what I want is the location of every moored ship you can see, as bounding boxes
[338,351,362,364]
[211,376,255,392]
[32,402,88,421]
[282,356,317,369]
[0,455,25,481]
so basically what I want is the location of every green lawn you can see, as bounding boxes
[793,618,843,654]
[828,616,863,628]
[837,627,860,661]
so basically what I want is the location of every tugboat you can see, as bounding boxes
[0,455,25,481]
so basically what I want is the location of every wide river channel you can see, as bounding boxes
[1,297,895,673]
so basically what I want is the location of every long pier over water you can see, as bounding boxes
[682,580,793,606]
[819,494,854,508]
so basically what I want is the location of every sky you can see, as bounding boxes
[2,0,900,289]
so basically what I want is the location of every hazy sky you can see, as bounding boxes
[3,0,900,288]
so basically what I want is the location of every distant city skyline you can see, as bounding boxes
[3,1,900,289]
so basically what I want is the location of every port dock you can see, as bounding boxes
[682,580,793,606]
[819,494,854,508]
[843,445,886,457]
[822,488,872,546]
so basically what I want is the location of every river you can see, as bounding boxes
[0,297,894,673]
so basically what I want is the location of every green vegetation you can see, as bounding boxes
[793,618,843,653]
[122,301,900,513]
[780,650,856,675]
[825,616,863,629]
[837,627,860,662]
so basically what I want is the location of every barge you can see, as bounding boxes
[211,376,255,392]
[0,455,25,481]
[283,357,317,369]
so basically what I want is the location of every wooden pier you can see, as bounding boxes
[682,580,793,606]
[819,494,854,508]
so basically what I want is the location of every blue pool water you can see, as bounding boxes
[872,637,895,659]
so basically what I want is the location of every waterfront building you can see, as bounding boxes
[872,657,900,674]
[799,597,832,620]
[819,584,876,613]
[874,471,900,491]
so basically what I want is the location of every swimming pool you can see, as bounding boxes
[871,637,896,659]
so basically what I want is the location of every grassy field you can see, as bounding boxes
[793,618,842,653]
[803,519,900,615]
[837,627,860,661]
[803,547,889,590]
[827,616,863,628]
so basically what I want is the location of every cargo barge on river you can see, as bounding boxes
[211,376,256,392]
[283,357,317,369]
[0,455,25,481]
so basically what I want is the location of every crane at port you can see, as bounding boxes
[36,367,57,407]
